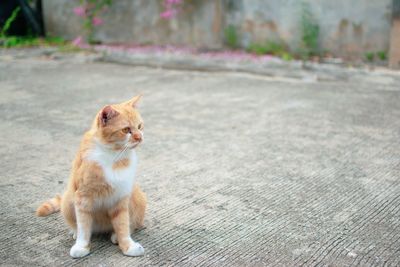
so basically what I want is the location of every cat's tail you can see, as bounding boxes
[36,194,62,217]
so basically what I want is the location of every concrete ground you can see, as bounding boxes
[1,49,400,266]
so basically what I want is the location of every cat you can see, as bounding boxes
[36,95,147,258]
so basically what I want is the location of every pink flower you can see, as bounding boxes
[160,9,175,19]
[72,36,83,46]
[92,17,104,26]
[73,6,86,17]
[165,0,182,4]
[161,0,182,19]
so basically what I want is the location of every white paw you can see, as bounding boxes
[110,233,118,244]
[70,244,90,258]
[123,241,144,257]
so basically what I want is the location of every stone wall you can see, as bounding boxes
[43,0,392,58]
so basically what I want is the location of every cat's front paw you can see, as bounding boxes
[123,241,144,257]
[70,244,90,258]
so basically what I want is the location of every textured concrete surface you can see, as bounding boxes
[96,45,395,82]
[0,48,400,266]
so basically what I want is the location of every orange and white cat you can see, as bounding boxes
[36,95,147,258]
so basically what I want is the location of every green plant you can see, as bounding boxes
[2,36,39,48]
[45,36,66,45]
[0,5,67,49]
[300,2,320,59]
[376,51,387,61]
[247,43,266,55]
[365,51,375,62]
[281,52,293,61]
[2,36,66,48]
[247,41,293,61]
[247,41,286,56]
[224,25,238,49]
[0,7,21,37]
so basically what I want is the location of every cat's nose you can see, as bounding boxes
[133,132,142,142]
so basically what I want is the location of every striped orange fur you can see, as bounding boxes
[36,194,62,217]
[36,95,147,258]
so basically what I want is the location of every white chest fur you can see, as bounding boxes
[87,144,138,209]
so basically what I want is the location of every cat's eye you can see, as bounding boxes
[138,123,143,130]
[122,127,131,134]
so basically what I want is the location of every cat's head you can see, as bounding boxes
[94,95,144,150]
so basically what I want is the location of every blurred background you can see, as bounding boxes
[1,0,400,68]
[2,1,400,266]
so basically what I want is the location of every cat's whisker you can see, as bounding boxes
[113,144,129,162]
[113,148,126,162]
[112,144,129,181]
[113,147,124,162]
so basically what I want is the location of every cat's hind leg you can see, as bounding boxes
[110,232,118,244]
[61,191,78,235]
[69,229,77,240]
[129,185,147,231]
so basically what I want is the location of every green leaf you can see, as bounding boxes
[1,7,21,37]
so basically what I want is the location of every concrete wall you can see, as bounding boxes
[43,0,392,58]
[225,0,392,59]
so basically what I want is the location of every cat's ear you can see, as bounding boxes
[127,94,142,108]
[99,105,119,126]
